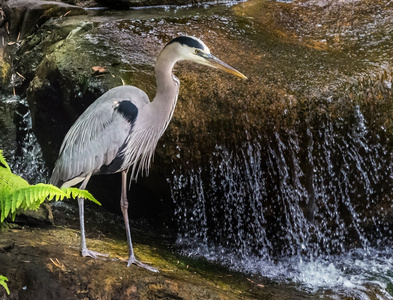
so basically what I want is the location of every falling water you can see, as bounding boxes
[170,103,393,298]
[0,94,48,183]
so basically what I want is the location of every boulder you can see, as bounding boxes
[1,0,85,40]
[0,0,86,91]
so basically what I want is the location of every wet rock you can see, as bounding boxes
[14,14,173,222]
[0,57,10,90]
[53,0,98,7]
[94,0,219,9]
[14,202,54,226]
[46,0,242,9]
[14,9,254,224]
[0,204,274,300]
[25,19,124,164]
[0,8,10,89]
[0,98,18,160]
[1,0,85,40]
[0,0,86,91]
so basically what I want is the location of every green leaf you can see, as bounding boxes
[7,184,69,215]
[0,150,11,172]
[0,150,99,223]
[0,275,10,295]
[62,187,101,206]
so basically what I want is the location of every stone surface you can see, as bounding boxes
[42,0,241,9]
[0,98,18,155]
[0,0,86,91]
[0,202,288,300]
[2,0,86,40]
[95,0,216,8]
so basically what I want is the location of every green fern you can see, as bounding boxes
[62,187,101,205]
[0,275,9,295]
[0,151,11,171]
[0,150,100,222]
[0,150,101,295]
[0,153,29,195]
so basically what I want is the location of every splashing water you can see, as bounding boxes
[170,104,393,298]
[0,94,48,183]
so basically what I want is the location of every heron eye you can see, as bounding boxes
[195,49,201,54]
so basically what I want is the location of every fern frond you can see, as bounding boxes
[0,150,100,223]
[0,165,31,222]
[0,150,11,172]
[0,167,29,193]
[0,275,10,295]
[2,184,68,222]
[62,187,101,206]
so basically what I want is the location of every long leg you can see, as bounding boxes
[78,173,109,258]
[120,170,158,272]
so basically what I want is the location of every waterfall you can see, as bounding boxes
[170,103,393,297]
[0,94,48,183]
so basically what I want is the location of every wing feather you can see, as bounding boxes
[50,86,150,187]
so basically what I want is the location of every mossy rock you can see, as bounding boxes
[0,54,11,89]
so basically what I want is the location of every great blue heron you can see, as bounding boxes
[50,36,246,272]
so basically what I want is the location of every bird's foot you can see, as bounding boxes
[81,248,109,259]
[127,256,159,273]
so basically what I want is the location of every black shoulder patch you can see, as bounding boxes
[165,36,204,50]
[99,142,127,175]
[115,100,138,124]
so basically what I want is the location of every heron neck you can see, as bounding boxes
[154,51,178,95]
[152,51,179,116]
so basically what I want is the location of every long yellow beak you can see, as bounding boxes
[200,53,247,79]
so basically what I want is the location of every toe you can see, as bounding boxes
[127,257,159,273]
[82,249,109,258]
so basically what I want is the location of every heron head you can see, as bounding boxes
[164,36,247,79]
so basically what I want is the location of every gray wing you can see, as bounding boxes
[50,86,150,187]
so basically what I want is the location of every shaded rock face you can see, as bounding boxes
[25,20,125,163]
[2,0,85,40]
[0,0,85,90]
[10,7,252,223]
[15,16,170,221]
[0,98,18,155]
